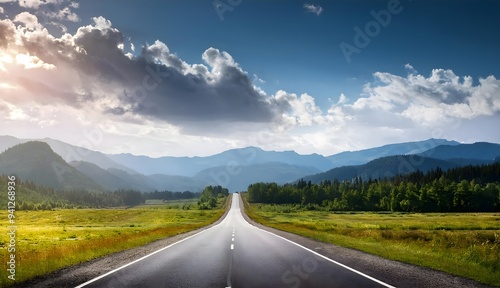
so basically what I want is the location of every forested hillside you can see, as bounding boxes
[247,162,500,212]
[0,175,122,209]
[0,141,103,191]
[301,154,494,184]
[0,176,202,210]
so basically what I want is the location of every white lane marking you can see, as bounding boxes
[75,223,221,287]
[232,238,234,241]
[231,244,234,250]
[252,225,396,288]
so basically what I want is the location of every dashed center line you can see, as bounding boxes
[232,228,235,247]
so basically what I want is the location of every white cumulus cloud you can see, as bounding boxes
[352,67,500,125]
[13,11,43,30]
[304,3,323,16]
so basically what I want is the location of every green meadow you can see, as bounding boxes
[0,199,227,286]
[243,198,500,286]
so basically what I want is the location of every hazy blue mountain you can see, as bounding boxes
[108,147,332,176]
[301,155,481,184]
[0,135,137,174]
[193,162,321,192]
[0,142,103,191]
[107,153,197,176]
[108,139,462,177]
[104,169,205,192]
[0,135,23,153]
[40,138,137,174]
[147,174,205,192]
[217,147,333,171]
[105,168,156,192]
[327,139,460,167]
[70,161,134,191]
[419,142,500,161]
[326,139,460,168]
[71,160,206,192]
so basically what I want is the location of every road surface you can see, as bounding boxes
[76,194,395,288]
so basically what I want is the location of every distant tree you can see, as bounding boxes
[198,185,228,210]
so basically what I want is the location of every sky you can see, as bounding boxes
[0,0,499,157]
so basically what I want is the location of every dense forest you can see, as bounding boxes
[0,176,204,210]
[247,162,500,212]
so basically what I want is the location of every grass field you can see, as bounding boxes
[0,198,228,286]
[243,198,500,286]
[144,198,199,207]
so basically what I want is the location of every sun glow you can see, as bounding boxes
[15,53,56,70]
[0,52,14,72]
[0,82,17,89]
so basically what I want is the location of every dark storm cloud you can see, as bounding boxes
[62,18,279,126]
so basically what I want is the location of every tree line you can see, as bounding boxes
[247,162,500,212]
[0,176,205,210]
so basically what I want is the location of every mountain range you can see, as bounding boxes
[1,136,499,192]
[326,138,460,167]
[301,154,497,184]
[107,147,332,177]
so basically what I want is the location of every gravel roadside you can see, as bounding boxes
[10,195,495,288]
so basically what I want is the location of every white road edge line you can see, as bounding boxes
[254,226,396,288]
[74,225,217,288]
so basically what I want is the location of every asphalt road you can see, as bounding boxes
[76,194,395,288]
